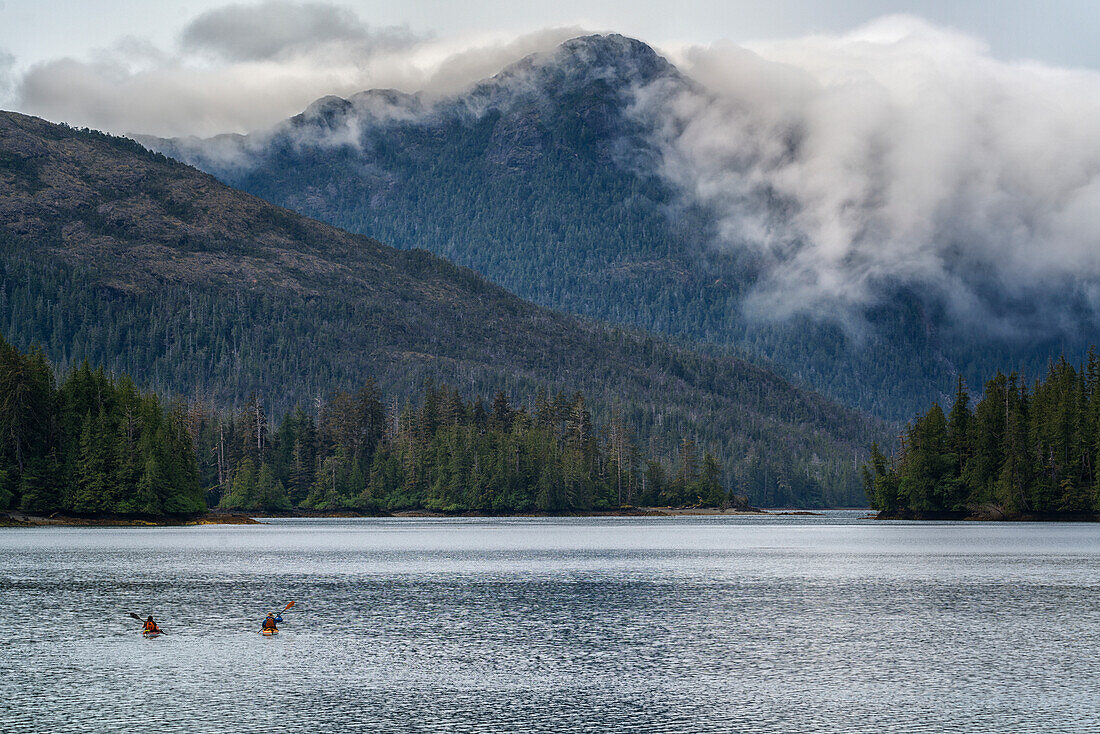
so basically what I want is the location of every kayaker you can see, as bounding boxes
[261,613,280,632]
[143,616,160,635]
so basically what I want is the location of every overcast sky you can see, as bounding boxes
[2,1,1099,70]
[2,1,1098,138]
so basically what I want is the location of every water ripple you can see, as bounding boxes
[1,515,1098,733]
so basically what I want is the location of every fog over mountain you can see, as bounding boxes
[95,13,1098,338]
[131,23,1100,418]
[12,5,1091,417]
[649,16,1100,333]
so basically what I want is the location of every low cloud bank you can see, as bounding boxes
[643,16,1100,333]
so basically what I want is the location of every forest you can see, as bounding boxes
[863,352,1100,518]
[0,334,740,516]
[0,110,878,509]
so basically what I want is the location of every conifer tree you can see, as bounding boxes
[873,354,1100,517]
[220,457,257,510]
[898,404,950,512]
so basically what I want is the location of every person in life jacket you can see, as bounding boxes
[143,616,160,634]
[262,613,280,632]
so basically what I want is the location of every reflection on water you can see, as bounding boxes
[1,513,1098,732]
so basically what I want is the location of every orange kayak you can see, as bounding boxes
[142,630,161,638]
[260,628,278,636]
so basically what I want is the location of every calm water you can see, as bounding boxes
[1,513,1098,733]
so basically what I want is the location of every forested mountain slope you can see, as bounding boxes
[0,110,881,506]
[147,34,1094,421]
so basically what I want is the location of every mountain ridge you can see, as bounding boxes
[143,32,1095,421]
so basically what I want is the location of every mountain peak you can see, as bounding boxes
[555,34,675,81]
[292,95,354,128]
[455,33,684,122]
[489,33,679,92]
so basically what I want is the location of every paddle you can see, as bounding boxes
[129,612,165,634]
[260,601,294,632]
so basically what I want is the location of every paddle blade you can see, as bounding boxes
[129,612,143,621]
[283,601,295,612]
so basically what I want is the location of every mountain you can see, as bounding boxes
[0,110,882,506]
[145,33,1096,421]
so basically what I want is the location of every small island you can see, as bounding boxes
[863,355,1100,521]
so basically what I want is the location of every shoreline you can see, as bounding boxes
[220,505,778,520]
[875,509,1100,522]
[0,512,261,527]
[12,507,1092,526]
[0,505,807,527]
[387,506,777,518]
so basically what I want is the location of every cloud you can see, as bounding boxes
[10,2,578,137]
[642,16,1100,334]
[180,1,416,62]
[414,26,587,96]
[0,48,14,103]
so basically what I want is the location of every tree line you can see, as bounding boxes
[200,383,738,513]
[863,352,1100,517]
[0,334,742,516]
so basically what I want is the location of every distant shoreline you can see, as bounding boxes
[875,509,1100,522]
[0,506,834,527]
[386,506,778,518]
[10,508,1096,526]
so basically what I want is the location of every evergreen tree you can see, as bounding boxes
[700,452,725,506]
[220,457,258,510]
[995,376,1031,514]
[873,354,1100,518]
[0,337,55,508]
[897,405,951,512]
[73,411,112,515]
[943,376,970,510]
[490,391,513,433]
[862,442,899,513]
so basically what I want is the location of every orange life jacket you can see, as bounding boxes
[262,617,277,631]
[143,620,159,633]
